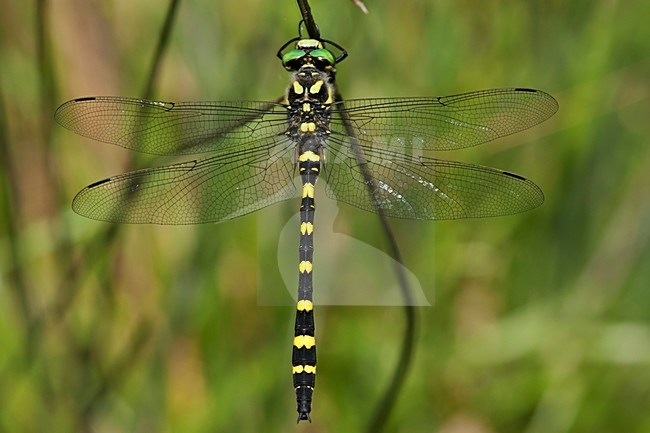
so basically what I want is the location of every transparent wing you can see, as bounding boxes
[322,139,543,220]
[55,97,289,155]
[72,137,297,224]
[329,88,558,151]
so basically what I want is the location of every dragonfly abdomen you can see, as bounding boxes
[293,149,320,422]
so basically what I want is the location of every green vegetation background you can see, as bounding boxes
[1,1,649,432]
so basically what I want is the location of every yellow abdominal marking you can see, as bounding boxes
[297,299,314,311]
[292,365,317,374]
[309,80,324,94]
[302,183,315,198]
[293,81,304,95]
[299,151,320,162]
[302,102,311,112]
[299,261,313,273]
[300,222,314,236]
[294,335,316,349]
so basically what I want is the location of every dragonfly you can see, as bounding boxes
[55,35,558,422]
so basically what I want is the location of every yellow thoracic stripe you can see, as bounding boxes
[299,151,320,162]
[309,80,324,94]
[302,183,315,198]
[297,299,313,311]
[292,365,317,374]
[294,335,316,349]
[293,81,304,95]
[299,261,313,273]
[300,221,314,235]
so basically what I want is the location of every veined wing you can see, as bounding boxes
[55,97,289,155]
[72,136,297,224]
[329,88,558,151]
[322,140,543,220]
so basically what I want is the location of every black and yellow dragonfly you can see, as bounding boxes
[55,36,558,422]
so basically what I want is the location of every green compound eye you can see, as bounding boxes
[310,49,335,65]
[282,49,306,65]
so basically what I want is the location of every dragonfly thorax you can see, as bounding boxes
[283,65,334,159]
[286,66,334,107]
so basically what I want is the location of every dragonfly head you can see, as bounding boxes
[278,38,347,72]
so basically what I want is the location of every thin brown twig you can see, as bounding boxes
[332,87,417,433]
